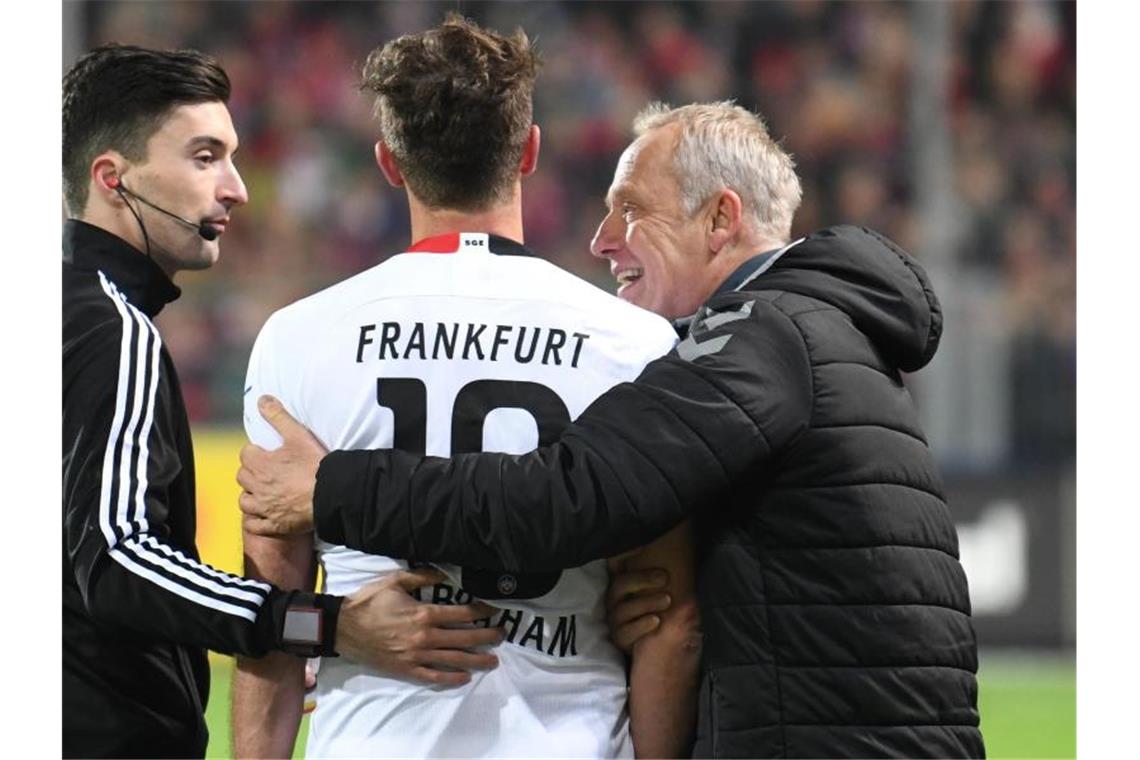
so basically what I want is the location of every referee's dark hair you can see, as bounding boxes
[361,13,541,211]
[62,44,231,216]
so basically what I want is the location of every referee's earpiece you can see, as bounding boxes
[94,154,126,194]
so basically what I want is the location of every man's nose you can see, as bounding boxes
[590,213,622,259]
[220,164,249,207]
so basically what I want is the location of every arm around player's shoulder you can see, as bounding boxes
[306,289,811,570]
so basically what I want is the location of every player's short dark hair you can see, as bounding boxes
[361,13,541,211]
[62,44,231,216]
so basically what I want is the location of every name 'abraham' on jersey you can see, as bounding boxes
[411,582,580,659]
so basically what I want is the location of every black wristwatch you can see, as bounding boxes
[280,591,343,658]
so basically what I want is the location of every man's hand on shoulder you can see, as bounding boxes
[238,395,325,536]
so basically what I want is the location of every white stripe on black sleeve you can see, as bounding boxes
[137,535,272,594]
[97,275,136,546]
[107,548,261,620]
[127,306,161,536]
[96,272,268,622]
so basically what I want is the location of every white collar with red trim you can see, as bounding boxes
[406,232,533,257]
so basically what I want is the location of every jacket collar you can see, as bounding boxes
[715,240,805,297]
[63,219,181,317]
[672,242,800,337]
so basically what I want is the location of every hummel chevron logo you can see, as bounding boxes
[675,302,753,361]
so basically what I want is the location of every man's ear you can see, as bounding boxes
[375,141,405,188]
[708,189,743,255]
[91,151,127,206]
[519,124,540,177]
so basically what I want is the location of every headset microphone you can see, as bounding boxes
[110,177,219,241]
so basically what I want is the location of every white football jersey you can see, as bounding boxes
[244,232,678,758]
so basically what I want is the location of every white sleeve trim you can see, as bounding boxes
[95,271,269,619]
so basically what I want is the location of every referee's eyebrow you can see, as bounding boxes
[186,135,239,155]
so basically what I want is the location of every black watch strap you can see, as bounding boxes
[280,591,343,658]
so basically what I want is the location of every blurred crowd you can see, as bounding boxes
[73,0,1075,473]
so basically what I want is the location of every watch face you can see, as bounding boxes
[284,607,322,645]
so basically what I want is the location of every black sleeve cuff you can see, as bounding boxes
[258,588,344,658]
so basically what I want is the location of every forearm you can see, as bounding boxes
[232,531,317,757]
[79,538,285,656]
[628,599,702,758]
[69,389,284,656]
[622,521,702,758]
[314,373,759,568]
[233,654,306,759]
[314,441,678,570]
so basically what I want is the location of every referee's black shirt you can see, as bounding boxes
[63,220,290,758]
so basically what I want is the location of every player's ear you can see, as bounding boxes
[375,141,405,188]
[519,124,540,177]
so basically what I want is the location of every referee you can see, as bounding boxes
[61,45,442,758]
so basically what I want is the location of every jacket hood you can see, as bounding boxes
[749,225,942,372]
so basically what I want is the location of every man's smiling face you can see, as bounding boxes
[589,124,714,320]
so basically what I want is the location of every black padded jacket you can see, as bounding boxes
[315,225,984,758]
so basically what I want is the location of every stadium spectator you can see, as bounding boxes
[240,100,985,757]
[61,43,498,758]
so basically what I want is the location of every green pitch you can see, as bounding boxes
[976,653,1076,759]
[205,651,1075,758]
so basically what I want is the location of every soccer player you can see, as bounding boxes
[231,16,699,759]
